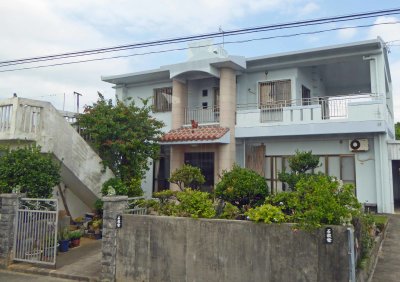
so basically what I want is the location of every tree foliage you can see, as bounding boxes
[279,150,320,190]
[395,122,400,140]
[266,174,361,229]
[76,94,164,183]
[215,164,268,211]
[101,177,143,197]
[0,146,61,198]
[169,164,205,191]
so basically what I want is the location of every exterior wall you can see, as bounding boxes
[236,68,297,106]
[297,67,326,98]
[237,135,379,207]
[114,215,352,282]
[187,77,219,109]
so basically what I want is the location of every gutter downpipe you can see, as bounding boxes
[347,227,356,282]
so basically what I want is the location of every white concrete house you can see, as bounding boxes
[103,38,397,213]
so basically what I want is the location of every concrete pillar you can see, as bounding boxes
[218,68,236,174]
[171,79,188,129]
[101,196,128,282]
[169,146,185,191]
[0,193,20,268]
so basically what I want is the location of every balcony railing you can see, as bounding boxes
[242,93,381,123]
[184,106,219,125]
[0,104,13,132]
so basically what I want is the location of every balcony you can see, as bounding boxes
[235,93,390,137]
[184,106,219,125]
[237,93,386,126]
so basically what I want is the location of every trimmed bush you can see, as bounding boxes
[215,164,268,211]
[0,146,60,198]
[267,174,361,229]
[245,204,286,224]
[175,189,215,218]
[101,177,143,197]
[169,164,205,191]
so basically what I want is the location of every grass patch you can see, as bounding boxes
[372,215,388,230]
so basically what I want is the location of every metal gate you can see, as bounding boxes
[13,198,58,266]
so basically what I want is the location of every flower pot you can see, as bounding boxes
[94,232,102,240]
[71,238,80,247]
[59,239,69,252]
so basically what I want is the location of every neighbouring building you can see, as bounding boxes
[102,38,398,213]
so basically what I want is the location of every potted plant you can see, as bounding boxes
[70,230,83,247]
[92,219,103,240]
[58,228,70,252]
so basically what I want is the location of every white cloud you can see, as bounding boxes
[337,27,358,40]
[390,59,400,122]
[298,2,319,16]
[0,0,321,111]
[368,16,400,42]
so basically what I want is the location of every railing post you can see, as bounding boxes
[0,193,21,268]
[101,196,128,282]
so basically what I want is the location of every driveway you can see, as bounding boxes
[0,270,75,282]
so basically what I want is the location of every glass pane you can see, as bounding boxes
[328,156,340,179]
[341,156,355,183]
[314,156,326,174]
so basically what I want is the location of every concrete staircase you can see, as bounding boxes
[0,97,114,207]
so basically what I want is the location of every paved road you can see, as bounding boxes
[0,270,75,282]
[372,214,400,282]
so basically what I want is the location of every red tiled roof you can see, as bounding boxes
[161,125,229,142]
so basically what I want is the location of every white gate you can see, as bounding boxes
[13,198,58,266]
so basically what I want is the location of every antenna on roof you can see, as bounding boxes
[219,26,224,47]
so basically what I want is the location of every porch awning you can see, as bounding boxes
[160,125,230,145]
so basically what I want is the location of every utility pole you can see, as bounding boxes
[73,91,83,114]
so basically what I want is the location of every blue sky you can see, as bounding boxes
[1,0,400,120]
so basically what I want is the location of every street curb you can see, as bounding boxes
[7,263,99,282]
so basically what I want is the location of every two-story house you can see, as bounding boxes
[102,38,396,213]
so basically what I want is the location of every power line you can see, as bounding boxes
[1,7,400,67]
[0,20,399,73]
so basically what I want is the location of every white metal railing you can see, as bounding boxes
[184,106,219,125]
[125,196,147,215]
[253,93,380,123]
[13,198,58,266]
[0,104,13,132]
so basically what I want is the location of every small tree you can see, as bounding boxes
[215,164,268,211]
[169,164,205,191]
[279,150,320,190]
[76,93,164,183]
[0,146,61,198]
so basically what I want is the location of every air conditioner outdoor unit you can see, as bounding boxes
[349,139,369,152]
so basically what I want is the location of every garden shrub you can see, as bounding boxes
[245,204,286,224]
[215,164,268,211]
[174,188,215,218]
[219,202,240,219]
[0,145,60,198]
[169,164,205,191]
[279,150,320,190]
[268,174,361,229]
[101,177,143,197]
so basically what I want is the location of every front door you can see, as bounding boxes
[184,152,214,192]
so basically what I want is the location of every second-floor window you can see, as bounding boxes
[259,79,291,108]
[153,87,172,112]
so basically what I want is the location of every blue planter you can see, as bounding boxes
[59,240,69,252]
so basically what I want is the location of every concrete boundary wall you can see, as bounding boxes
[114,215,351,282]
